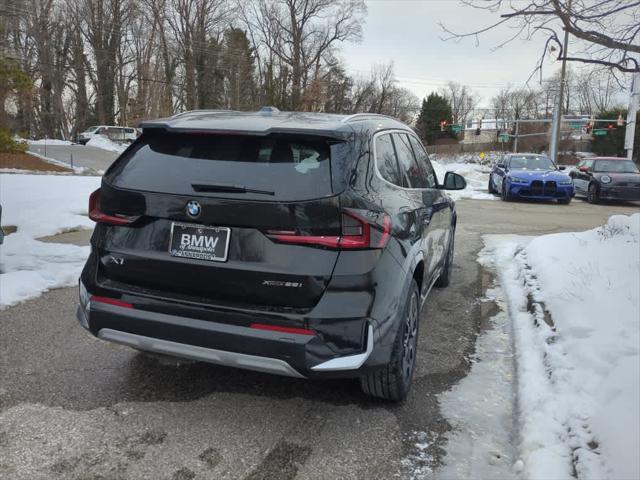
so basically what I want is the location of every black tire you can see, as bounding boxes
[435,230,455,288]
[501,179,511,201]
[360,280,419,402]
[587,183,599,204]
[558,197,571,205]
[488,176,496,194]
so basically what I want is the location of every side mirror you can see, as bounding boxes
[579,166,590,172]
[443,171,467,190]
[558,165,566,170]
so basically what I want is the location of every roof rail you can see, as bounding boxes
[170,109,234,119]
[340,113,397,123]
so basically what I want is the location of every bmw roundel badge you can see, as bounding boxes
[186,200,201,218]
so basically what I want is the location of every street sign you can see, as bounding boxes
[570,122,582,130]
[593,129,608,136]
[451,125,463,133]
[499,134,510,142]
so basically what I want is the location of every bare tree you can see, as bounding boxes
[255,0,365,110]
[439,81,480,125]
[441,0,640,77]
[492,86,540,120]
[574,68,619,115]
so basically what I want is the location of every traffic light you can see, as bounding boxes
[440,120,448,131]
[608,123,615,136]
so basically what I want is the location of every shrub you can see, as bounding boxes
[0,129,27,153]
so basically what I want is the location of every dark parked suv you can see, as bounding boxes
[78,109,466,401]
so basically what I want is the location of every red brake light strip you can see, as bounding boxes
[90,295,134,309]
[250,323,315,336]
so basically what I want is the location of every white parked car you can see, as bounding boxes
[77,126,139,145]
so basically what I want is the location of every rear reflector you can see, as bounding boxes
[267,210,390,250]
[250,323,315,336]
[89,188,138,225]
[90,295,134,309]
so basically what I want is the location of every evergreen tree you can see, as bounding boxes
[223,28,258,111]
[415,93,453,145]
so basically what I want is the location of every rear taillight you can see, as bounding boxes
[267,209,391,250]
[89,188,138,225]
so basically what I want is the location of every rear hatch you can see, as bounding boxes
[95,129,352,310]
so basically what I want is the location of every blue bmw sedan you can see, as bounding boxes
[488,153,574,204]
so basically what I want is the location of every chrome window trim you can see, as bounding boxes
[372,129,439,192]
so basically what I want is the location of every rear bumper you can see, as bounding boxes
[599,187,640,201]
[77,284,384,379]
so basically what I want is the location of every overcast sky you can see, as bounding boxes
[340,0,565,108]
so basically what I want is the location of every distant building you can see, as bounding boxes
[463,118,511,144]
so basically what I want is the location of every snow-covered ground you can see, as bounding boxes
[431,153,495,201]
[477,215,640,479]
[86,134,128,153]
[27,138,73,146]
[0,174,100,308]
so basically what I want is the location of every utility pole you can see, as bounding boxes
[513,120,519,153]
[550,0,572,162]
[625,72,639,161]
[549,106,559,160]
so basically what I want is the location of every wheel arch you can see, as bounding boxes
[412,260,424,295]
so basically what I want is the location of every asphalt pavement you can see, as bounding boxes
[1,198,639,480]
[28,143,120,172]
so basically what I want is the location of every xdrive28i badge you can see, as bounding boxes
[186,200,201,218]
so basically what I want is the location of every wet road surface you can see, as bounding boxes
[1,198,638,479]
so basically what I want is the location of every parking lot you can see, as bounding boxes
[2,197,637,480]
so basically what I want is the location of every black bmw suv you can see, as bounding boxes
[78,109,466,401]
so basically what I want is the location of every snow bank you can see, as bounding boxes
[0,174,100,308]
[0,233,89,308]
[431,158,495,201]
[86,135,127,153]
[0,174,100,238]
[27,138,73,146]
[483,214,640,479]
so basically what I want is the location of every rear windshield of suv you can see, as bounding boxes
[105,131,344,201]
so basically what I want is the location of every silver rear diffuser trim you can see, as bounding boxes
[311,325,374,372]
[98,328,306,378]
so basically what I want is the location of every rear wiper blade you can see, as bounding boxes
[191,183,275,196]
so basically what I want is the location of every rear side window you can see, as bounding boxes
[393,133,430,189]
[409,136,437,187]
[375,134,402,186]
[106,132,341,201]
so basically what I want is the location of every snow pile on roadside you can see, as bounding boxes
[27,138,73,146]
[0,234,89,307]
[0,174,100,308]
[483,214,640,479]
[86,134,127,154]
[0,174,100,237]
[431,159,495,201]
